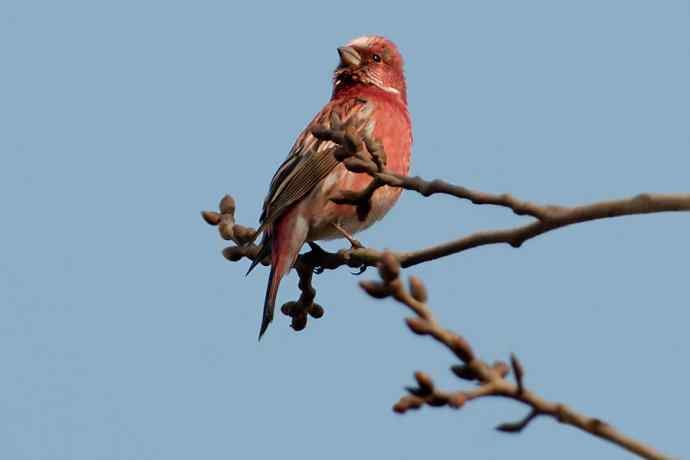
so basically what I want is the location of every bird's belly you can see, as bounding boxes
[304,165,403,241]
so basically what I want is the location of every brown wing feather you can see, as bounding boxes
[256,97,374,235]
[261,144,339,228]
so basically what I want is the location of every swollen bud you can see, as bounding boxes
[405,317,430,335]
[359,280,390,299]
[510,353,525,385]
[392,402,408,414]
[448,334,475,363]
[222,246,244,262]
[450,364,478,381]
[393,395,423,414]
[377,252,400,283]
[291,313,307,331]
[233,225,256,245]
[219,195,236,215]
[408,276,428,303]
[414,371,434,395]
[201,211,221,226]
[308,303,325,319]
[280,301,298,316]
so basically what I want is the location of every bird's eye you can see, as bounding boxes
[372,54,382,62]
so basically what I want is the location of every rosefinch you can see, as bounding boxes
[249,36,412,338]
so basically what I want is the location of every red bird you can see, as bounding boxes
[250,36,412,338]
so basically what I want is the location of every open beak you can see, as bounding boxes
[337,46,361,68]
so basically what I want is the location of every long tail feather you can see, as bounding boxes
[256,206,308,340]
[259,263,281,340]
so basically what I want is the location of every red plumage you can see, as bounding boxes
[253,36,412,338]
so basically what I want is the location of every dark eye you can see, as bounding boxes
[372,54,381,62]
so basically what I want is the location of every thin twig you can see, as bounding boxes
[395,192,690,267]
[205,192,690,272]
[362,253,675,460]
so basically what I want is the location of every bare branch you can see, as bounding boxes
[361,254,675,460]
[202,142,684,457]
[203,189,690,335]
[311,122,690,267]
[396,192,690,267]
[204,191,690,271]
[202,123,686,457]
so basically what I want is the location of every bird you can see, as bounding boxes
[250,35,412,339]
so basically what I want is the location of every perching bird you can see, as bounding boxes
[250,36,412,339]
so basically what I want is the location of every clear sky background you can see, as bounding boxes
[1,1,689,459]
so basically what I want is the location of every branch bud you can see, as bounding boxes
[359,280,390,299]
[219,195,236,215]
[308,303,324,319]
[450,364,478,381]
[233,225,256,245]
[448,333,475,363]
[393,395,423,414]
[291,313,307,331]
[405,317,431,335]
[222,246,245,262]
[280,301,298,316]
[377,252,400,283]
[201,211,221,226]
[408,276,428,303]
[510,353,525,392]
[414,371,434,395]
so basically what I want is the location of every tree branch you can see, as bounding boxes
[395,192,690,267]
[310,124,690,267]
[204,191,690,272]
[202,186,689,334]
[202,125,686,458]
[362,253,675,460]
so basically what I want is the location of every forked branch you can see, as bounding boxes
[201,125,686,458]
[360,253,675,460]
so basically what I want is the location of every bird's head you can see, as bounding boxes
[333,36,407,103]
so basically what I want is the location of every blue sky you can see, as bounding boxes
[1,1,689,459]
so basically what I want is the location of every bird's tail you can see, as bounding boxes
[258,208,308,340]
[259,263,281,339]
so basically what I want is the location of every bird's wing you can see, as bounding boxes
[244,97,374,277]
[258,96,374,233]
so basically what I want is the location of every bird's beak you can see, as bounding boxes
[337,46,361,68]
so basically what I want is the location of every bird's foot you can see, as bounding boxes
[329,224,368,274]
[351,264,368,276]
[306,242,328,274]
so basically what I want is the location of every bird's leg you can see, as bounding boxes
[306,241,328,274]
[330,223,364,249]
[330,223,368,275]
